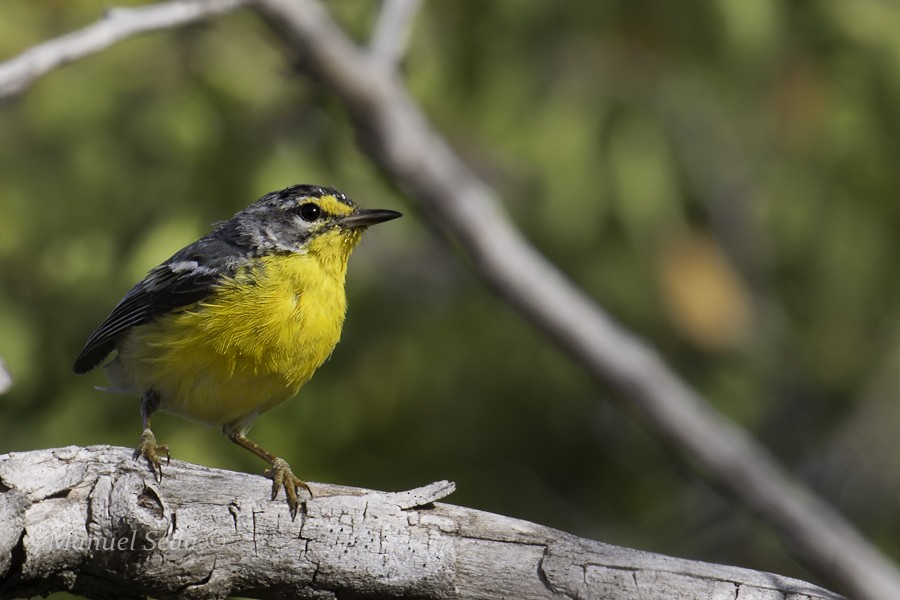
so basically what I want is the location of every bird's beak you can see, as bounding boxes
[339,208,402,229]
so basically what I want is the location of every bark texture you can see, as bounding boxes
[0,446,840,599]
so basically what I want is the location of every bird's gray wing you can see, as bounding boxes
[73,234,245,374]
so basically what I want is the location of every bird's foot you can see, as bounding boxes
[133,428,170,481]
[264,457,312,519]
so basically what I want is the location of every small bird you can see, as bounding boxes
[73,184,401,516]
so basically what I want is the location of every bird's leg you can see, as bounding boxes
[226,429,311,518]
[133,390,170,481]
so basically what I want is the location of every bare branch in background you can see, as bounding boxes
[0,0,249,102]
[368,0,422,70]
[0,359,11,395]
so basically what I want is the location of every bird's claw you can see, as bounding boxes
[264,457,311,519]
[133,428,170,482]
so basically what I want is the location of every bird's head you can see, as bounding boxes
[234,185,401,264]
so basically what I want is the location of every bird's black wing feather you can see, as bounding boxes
[73,234,245,374]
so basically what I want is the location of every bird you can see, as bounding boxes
[73,184,402,516]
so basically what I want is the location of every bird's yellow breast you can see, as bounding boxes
[110,229,359,429]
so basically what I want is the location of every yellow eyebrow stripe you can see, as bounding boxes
[317,194,354,217]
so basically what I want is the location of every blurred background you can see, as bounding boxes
[3,0,900,593]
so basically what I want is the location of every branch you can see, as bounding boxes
[0,0,249,102]
[0,447,841,599]
[250,2,900,599]
[0,358,10,396]
[367,0,422,70]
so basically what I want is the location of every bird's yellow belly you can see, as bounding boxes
[108,252,348,429]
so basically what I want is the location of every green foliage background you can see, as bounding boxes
[3,0,900,591]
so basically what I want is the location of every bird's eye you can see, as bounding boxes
[296,203,322,222]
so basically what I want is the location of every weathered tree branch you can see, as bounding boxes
[0,447,841,599]
[0,2,897,599]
